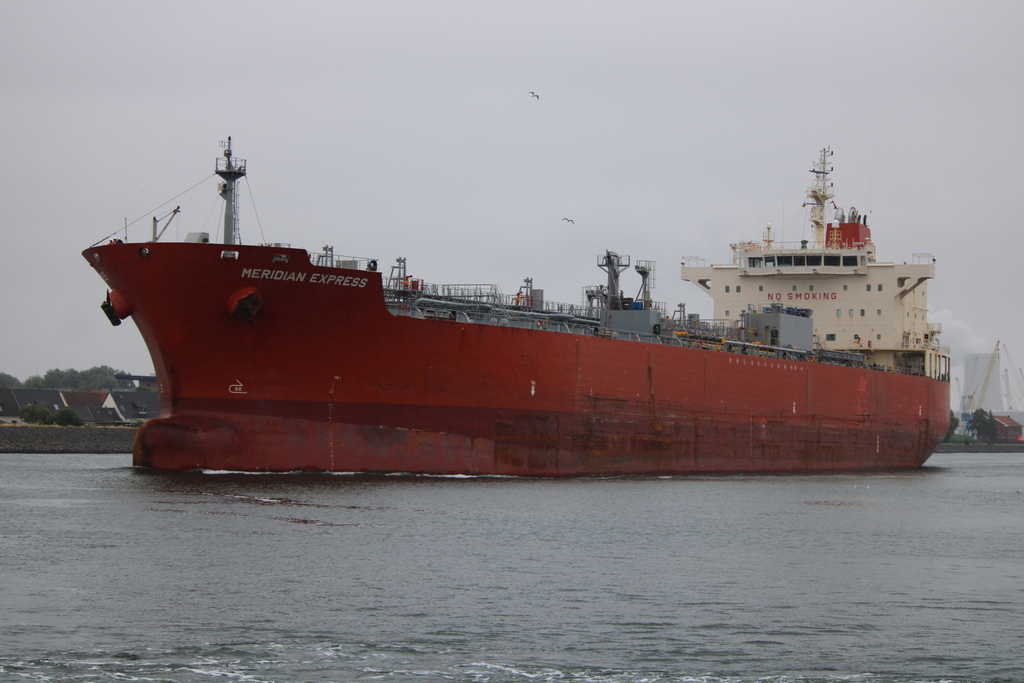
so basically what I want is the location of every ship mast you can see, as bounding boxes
[598,250,630,311]
[215,137,247,245]
[805,147,834,248]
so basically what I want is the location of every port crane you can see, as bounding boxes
[961,341,1000,424]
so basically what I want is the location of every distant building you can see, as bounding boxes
[993,415,1023,443]
[0,388,63,423]
[60,391,106,413]
[115,373,158,390]
[0,389,21,423]
[0,387,158,424]
[105,391,160,421]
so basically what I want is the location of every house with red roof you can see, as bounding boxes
[993,415,1023,443]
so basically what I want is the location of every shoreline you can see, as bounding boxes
[2,424,1021,456]
[0,425,136,454]
[932,442,1024,454]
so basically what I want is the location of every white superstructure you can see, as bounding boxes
[681,148,949,381]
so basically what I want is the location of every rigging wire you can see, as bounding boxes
[242,176,267,245]
[201,195,221,234]
[89,174,216,247]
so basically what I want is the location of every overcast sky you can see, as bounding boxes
[2,1,1021,404]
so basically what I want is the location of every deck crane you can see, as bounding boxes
[151,206,181,242]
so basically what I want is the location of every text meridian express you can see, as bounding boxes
[240,268,368,288]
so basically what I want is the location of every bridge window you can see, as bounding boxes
[749,257,763,267]
[777,256,793,266]
[807,255,822,266]
[825,255,841,266]
[843,256,858,266]
[826,334,836,341]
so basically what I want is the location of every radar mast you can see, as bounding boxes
[805,147,834,248]
[215,137,247,245]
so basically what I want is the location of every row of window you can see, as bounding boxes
[725,308,883,317]
[824,333,883,341]
[724,284,884,293]
[838,309,883,316]
[747,255,867,268]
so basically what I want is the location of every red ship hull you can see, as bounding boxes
[85,242,949,475]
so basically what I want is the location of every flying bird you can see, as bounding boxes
[562,218,574,224]
[529,92,539,99]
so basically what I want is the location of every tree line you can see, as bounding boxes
[0,366,136,392]
[965,408,1000,444]
[945,408,1005,444]
[17,403,86,426]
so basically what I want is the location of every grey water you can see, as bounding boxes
[1,452,1022,683]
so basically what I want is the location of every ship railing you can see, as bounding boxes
[383,284,602,327]
[818,348,868,366]
[215,156,246,173]
[386,283,509,308]
[382,278,604,323]
[388,299,602,335]
[663,318,737,339]
[898,338,948,353]
[502,294,607,320]
[651,332,816,361]
[729,240,872,254]
[308,251,376,271]
[437,284,508,306]
[383,281,452,301]
[536,300,599,318]
[499,305,600,329]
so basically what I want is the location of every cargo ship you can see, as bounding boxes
[84,142,950,474]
